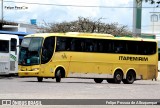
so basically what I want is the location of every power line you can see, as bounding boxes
[4,1,159,8]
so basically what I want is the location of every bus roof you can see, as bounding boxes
[0,34,16,40]
[0,30,29,35]
[0,30,29,39]
[24,32,157,42]
[26,32,114,38]
[65,32,114,37]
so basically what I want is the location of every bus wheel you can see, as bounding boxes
[114,70,123,84]
[94,78,103,83]
[122,71,135,84]
[106,79,115,83]
[37,77,43,82]
[56,70,61,82]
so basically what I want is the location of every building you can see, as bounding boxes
[0,20,39,33]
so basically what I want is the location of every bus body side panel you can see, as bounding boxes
[39,62,56,77]
[67,53,157,80]
[65,52,114,78]
[10,50,19,75]
[117,54,158,80]
[0,53,10,75]
[37,52,69,77]
[18,50,158,80]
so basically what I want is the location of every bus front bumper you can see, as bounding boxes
[18,70,39,77]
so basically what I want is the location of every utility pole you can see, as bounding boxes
[133,0,142,37]
[2,0,3,22]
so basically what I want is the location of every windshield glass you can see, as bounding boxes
[19,37,43,65]
[0,40,9,53]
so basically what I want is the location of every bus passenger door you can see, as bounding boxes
[40,36,55,77]
[10,38,19,74]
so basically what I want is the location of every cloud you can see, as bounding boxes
[102,0,131,6]
[2,0,160,34]
[2,0,132,29]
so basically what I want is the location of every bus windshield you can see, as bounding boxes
[19,37,43,65]
[0,40,9,53]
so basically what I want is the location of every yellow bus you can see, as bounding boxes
[18,32,158,84]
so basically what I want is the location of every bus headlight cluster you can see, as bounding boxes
[32,68,39,71]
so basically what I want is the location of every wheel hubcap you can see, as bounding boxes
[116,74,121,80]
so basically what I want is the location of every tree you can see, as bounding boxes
[43,17,131,36]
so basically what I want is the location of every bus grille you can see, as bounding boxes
[0,62,9,73]
[10,61,15,71]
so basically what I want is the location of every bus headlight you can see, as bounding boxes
[32,68,39,71]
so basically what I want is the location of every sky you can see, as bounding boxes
[1,0,160,34]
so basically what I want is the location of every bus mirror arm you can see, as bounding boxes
[17,45,21,47]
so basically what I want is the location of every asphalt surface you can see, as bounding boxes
[0,76,160,108]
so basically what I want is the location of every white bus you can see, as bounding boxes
[0,34,19,76]
[156,36,160,71]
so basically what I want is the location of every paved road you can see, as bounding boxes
[0,77,160,108]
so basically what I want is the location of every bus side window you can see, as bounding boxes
[42,36,55,64]
[56,37,66,51]
[143,42,156,55]
[73,39,84,52]
[11,38,17,55]
[115,43,123,53]
[70,38,83,51]
[70,39,75,51]
[93,42,98,52]
[98,42,103,52]
[65,38,72,51]
[11,38,17,51]
[81,41,85,51]
[90,41,96,52]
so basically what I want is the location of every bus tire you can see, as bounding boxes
[94,78,103,83]
[106,79,115,83]
[56,70,61,82]
[114,70,123,84]
[37,77,43,82]
[122,71,135,84]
